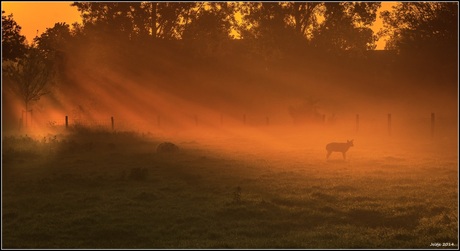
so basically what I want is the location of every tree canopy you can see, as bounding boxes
[67,2,383,57]
[380,2,458,54]
[238,2,381,56]
[4,47,54,111]
[3,2,458,62]
[2,10,27,61]
[311,2,381,53]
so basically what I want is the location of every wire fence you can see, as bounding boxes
[34,111,455,141]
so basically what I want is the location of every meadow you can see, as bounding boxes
[2,125,458,249]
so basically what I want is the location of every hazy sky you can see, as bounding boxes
[2,2,81,44]
[2,1,395,49]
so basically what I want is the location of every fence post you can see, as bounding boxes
[356,114,360,132]
[24,110,28,128]
[111,116,114,130]
[22,110,25,128]
[387,113,392,137]
[65,115,68,129]
[431,112,435,140]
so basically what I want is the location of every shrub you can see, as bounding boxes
[156,142,179,153]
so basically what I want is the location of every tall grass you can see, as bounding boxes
[2,128,458,248]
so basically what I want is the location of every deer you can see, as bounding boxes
[326,140,354,160]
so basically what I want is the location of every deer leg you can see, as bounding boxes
[327,151,331,159]
[342,152,346,160]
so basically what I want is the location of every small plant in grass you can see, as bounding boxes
[156,142,179,153]
[129,167,149,181]
[233,186,242,204]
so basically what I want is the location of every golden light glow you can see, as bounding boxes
[374,2,398,49]
[2,3,457,250]
[1,1,81,44]
[2,2,456,152]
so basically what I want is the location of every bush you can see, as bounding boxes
[156,142,179,153]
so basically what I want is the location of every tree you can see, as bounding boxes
[379,2,457,90]
[71,2,135,38]
[155,2,197,39]
[288,2,322,40]
[238,2,295,61]
[33,22,73,85]
[182,2,237,57]
[380,2,458,54]
[240,2,321,42]
[238,2,380,60]
[311,2,380,54]
[71,2,199,40]
[4,47,55,127]
[34,22,72,56]
[2,11,27,61]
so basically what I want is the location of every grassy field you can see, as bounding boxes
[2,126,458,249]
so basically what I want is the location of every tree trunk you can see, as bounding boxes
[151,2,157,39]
[294,2,302,34]
[25,101,28,128]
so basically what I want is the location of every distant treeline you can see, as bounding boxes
[3,2,458,60]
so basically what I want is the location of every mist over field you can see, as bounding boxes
[4,36,457,138]
[2,2,458,249]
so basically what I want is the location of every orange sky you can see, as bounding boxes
[2,2,81,44]
[2,2,395,49]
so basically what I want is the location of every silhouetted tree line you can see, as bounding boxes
[2,2,458,119]
[1,10,26,61]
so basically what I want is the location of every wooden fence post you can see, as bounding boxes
[65,115,68,129]
[24,110,28,127]
[111,116,114,130]
[431,112,435,139]
[387,113,392,137]
[22,110,25,128]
